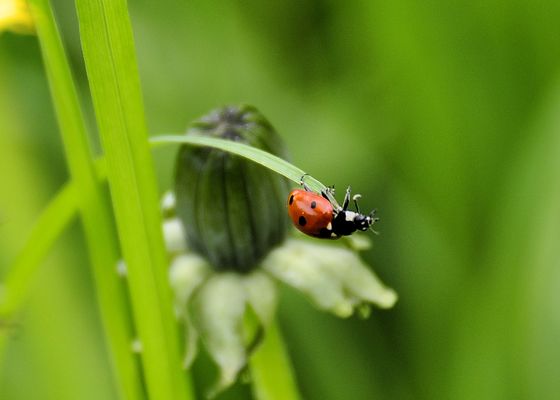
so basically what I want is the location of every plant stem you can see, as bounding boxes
[250,318,301,400]
[27,1,143,399]
[74,0,193,398]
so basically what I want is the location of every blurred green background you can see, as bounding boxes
[2,0,560,399]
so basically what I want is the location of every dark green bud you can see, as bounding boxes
[174,105,290,273]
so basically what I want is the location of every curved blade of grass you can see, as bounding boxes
[0,156,106,318]
[0,155,107,365]
[0,183,76,359]
[151,135,338,206]
[27,1,142,398]
[75,1,193,399]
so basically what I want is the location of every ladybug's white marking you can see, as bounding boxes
[345,211,357,222]
[327,222,332,230]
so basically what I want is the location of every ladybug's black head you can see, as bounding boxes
[353,209,379,232]
[354,213,371,231]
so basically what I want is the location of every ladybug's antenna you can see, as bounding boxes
[368,209,380,235]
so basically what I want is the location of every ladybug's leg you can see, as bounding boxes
[299,173,312,192]
[320,185,334,199]
[353,194,362,213]
[342,186,352,211]
[320,186,333,198]
[321,186,341,211]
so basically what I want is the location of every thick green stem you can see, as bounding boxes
[26,1,142,399]
[250,319,301,400]
[74,0,193,398]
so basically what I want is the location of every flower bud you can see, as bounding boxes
[174,105,290,272]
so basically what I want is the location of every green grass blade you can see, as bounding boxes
[249,319,301,400]
[27,1,143,398]
[0,156,105,322]
[151,134,335,203]
[0,183,76,328]
[75,1,193,399]
[0,184,76,375]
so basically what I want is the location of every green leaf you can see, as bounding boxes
[75,0,193,398]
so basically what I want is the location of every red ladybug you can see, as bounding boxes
[287,178,378,239]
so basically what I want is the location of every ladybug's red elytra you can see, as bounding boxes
[287,177,378,239]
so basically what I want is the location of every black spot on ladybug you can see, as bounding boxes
[311,201,317,209]
[298,216,307,226]
[289,195,294,205]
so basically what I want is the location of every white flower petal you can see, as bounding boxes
[343,234,373,251]
[163,217,187,254]
[322,250,397,309]
[161,190,176,214]
[169,253,212,369]
[169,253,212,316]
[182,315,199,369]
[242,270,277,327]
[190,273,247,396]
[262,239,397,317]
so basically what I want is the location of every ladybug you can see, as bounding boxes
[287,177,378,239]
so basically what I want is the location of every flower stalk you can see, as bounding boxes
[249,319,301,400]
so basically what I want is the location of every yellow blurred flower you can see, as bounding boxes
[0,0,34,35]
